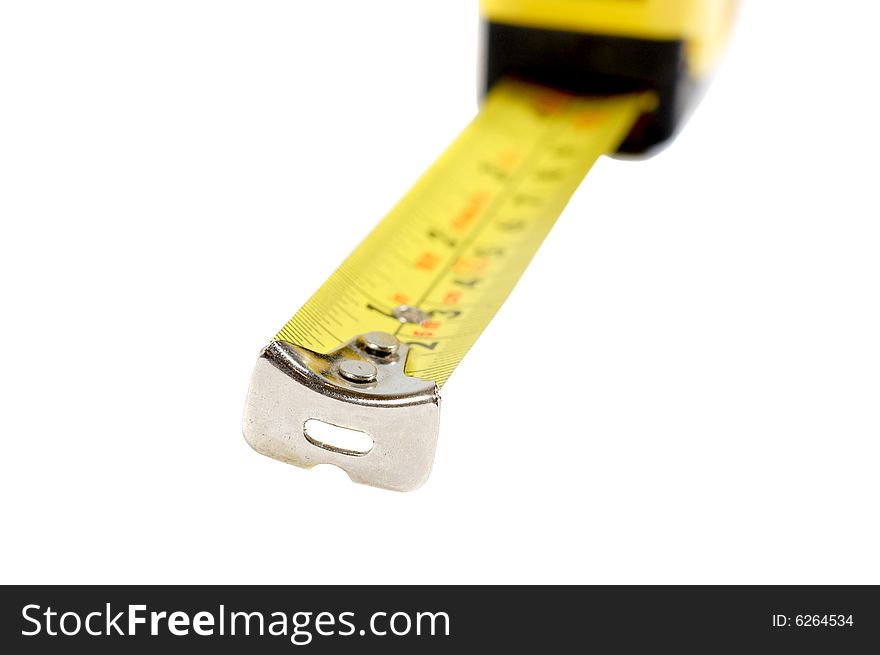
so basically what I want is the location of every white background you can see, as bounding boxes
[1,1,878,584]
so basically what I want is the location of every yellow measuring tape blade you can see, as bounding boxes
[276,79,650,388]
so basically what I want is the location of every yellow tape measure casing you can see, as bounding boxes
[480,0,737,75]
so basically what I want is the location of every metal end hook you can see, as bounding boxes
[242,334,441,492]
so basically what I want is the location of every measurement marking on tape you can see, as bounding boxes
[275,80,649,387]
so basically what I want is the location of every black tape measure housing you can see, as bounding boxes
[483,21,699,155]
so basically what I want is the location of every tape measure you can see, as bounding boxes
[243,0,736,491]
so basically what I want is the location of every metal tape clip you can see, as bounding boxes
[243,333,441,491]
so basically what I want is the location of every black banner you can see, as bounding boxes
[2,586,877,653]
